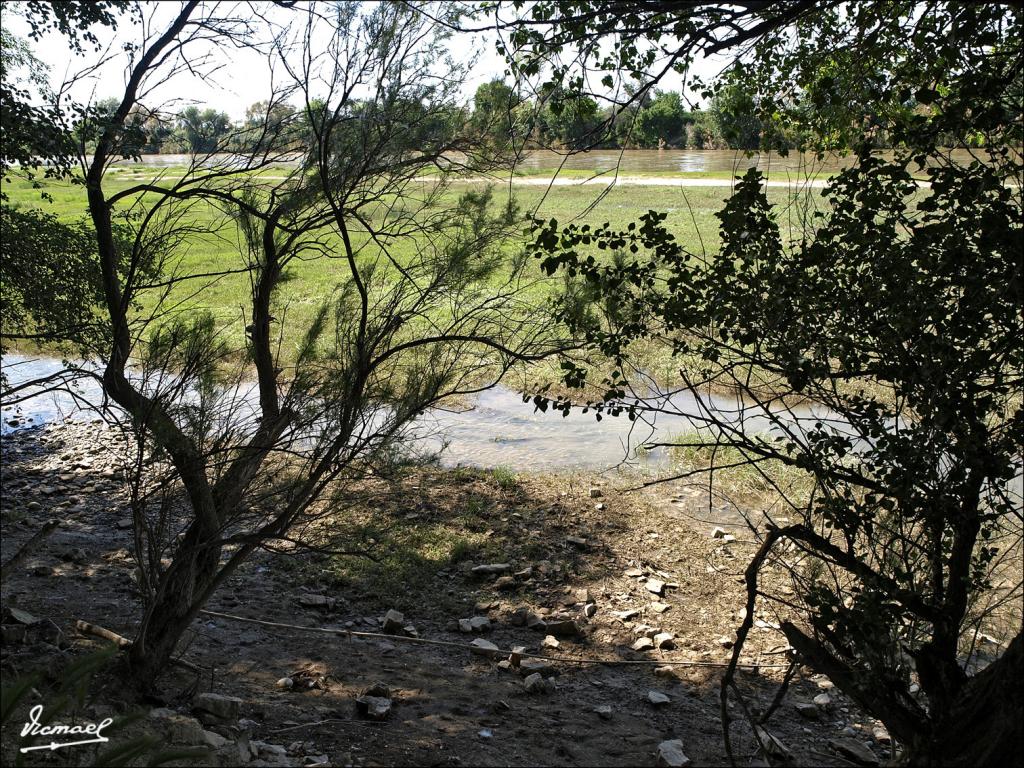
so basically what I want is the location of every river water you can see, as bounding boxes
[113,148,999,176]
[1,354,829,473]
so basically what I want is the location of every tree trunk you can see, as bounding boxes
[910,630,1024,767]
[127,526,222,687]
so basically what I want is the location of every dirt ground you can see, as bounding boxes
[0,420,893,767]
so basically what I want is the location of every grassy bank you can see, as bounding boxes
[2,169,827,394]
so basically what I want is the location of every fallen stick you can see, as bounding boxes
[200,609,791,670]
[0,519,59,584]
[75,619,202,673]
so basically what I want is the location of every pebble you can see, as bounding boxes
[828,738,879,766]
[355,695,391,721]
[650,602,670,614]
[656,739,691,767]
[545,618,581,638]
[541,635,560,650]
[632,637,655,651]
[471,563,511,576]
[469,638,501,658]
[381,609,405,634]
[813,692,833,709]
[794,702,819,720]
[647,690,670,706]
[645,578,666,596]
[653,632,675,649]
[523,673,549,693]
[594,704,612,720]
[276,677,294,690]
[589,488,603,498]
[519,657,556,677]
[192,692,242,722]
[493,575,516,591]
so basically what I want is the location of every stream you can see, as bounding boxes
[1,353,829,473]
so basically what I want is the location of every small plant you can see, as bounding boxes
[490,466,517,490]
[1,645,210,766]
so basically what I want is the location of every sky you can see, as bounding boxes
[2,1,729,121]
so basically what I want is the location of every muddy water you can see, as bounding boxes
[115,148,997,175]
[1,354,826,472]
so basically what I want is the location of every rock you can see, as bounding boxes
[31,565,54,577]
[722,534,736,544]
[508,607,529,626]
[470,638,502,658]
[594,502,606,511]
[4,607,38,625]
[654,665,675,678]
[514,566,533,579]
[509,646,527,667]
[382,609,405,634]
[794,702,820,720]
[519,657,556,678]
[828,738,880,766]
[755,727,791,759]
[541,635,560,650]
[545,618,581,638]
[582,602,597,619]
[565,536,588,548]
[647,690,671,706]
[624,567,644,578]
[650,602,670,614]
[497,660,513,671]
[594,704,613,720]
[355,695,391,721]
[362,682,390,699]
[526,613,547,631]
[656,739,691,767]
[276,677,294,690]
[403,624,419,638]
[612,609,640,621]
[193,692,242,722]
[478,728,493,739]
[493,575,516,591]
[717,635,734,649]
[523,673,549,693]
[711,527,728,539]
[653,632,675,649]
[589,487,603,498]
[633,624,658,638]
[159,712,207,744]
[631,637,655,652]
[472,563,511,576]
[813,692,833,710]
[645,578,666,596]
[202,730,231,749]
[872,725,891,745]
[469,616,491,633]
[116,518,132,529]
[458,618,474,633]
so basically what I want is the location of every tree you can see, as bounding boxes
[173,105,233,154]
[494,1,1023,763]
[0,4,137,373]
[64,1,565,686]
[632,90,691,148]
[470,79,521,148]
[537,93,601,149]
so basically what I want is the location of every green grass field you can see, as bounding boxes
[3,166,827,388]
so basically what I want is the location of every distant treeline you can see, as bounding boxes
[86,77,981,157]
